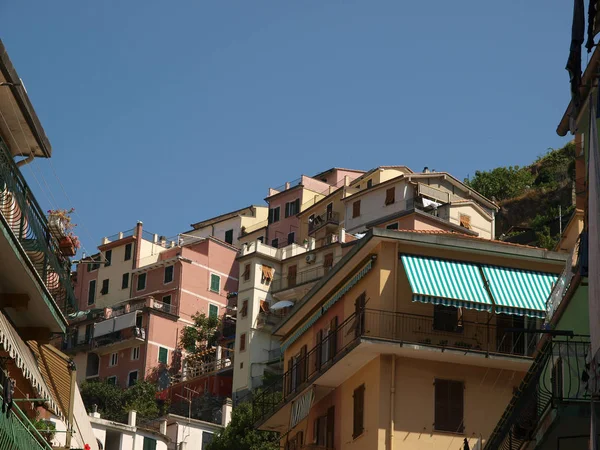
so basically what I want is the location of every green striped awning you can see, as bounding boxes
[281,260,374,353]
[481,266,557,318]
[401,255,493,312]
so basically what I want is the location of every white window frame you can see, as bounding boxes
[131,346,140,361]
[127,370,139,387]
[109,352,118,367]
[209,303,219,319]
[209,273,221,293]
[106,376,117,385]
[164,265,174,285]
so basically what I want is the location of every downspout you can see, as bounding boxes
[16,153,34,167]
[65,361,77,448]
[390,356,396,450]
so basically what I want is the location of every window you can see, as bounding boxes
[106,376,117,386]
[268,207,280,224]
[101,279,109,295]
[87,261,100,272]
[287,232,295,245]
[201,432,214,450]
[158,347,168,364]
[385,187,395,205]
[224,229,234,245]
[162,295,172,305]
[241,300,248,317]
[433,305,462,332]
[210,274,220,293]
[257,236,264,243]
[243,264,251,281]
[288,265,297,287]
[122,273,130,289]
[352,200,361,218]
[85,324,93,342]
[314,406,335,448]
[326,202,333,219]
[136,314,143,329]
[386,222,399,230]
[353,384,365,438]
[552,358,564,399]
[143,437,157,450]
[124,243,132,261]
[459,214,472,230]
[261,265,273,284]
[137,273,147,291]
[105,250,112,267]
[88,280,96,305]
[434,379,464,433]
[164,265,174,284]
[209,304,218,319]
[240,333,246,352]
[110,352,118,367]
[366,179,373,189]
[271,238,279,248]
[324,253,334,272]
[131,347,140,360]
[285,199,301,218]
[128,370,138,387]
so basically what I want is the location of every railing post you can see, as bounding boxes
[486,320,490,356]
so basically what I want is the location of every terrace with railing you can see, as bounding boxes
[253,308,540,425]
[271,265,330,293]
[308,210,340,234]
[0,138,76,313]
[484,338,591,450]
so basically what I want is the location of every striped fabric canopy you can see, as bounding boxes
[481,266,557,318]
[401,255,493,312]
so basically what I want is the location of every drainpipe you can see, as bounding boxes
[390,356,396,450]
[65,360,77,448]
[16,153,34,167]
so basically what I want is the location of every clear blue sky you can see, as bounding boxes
[2,1,574,255]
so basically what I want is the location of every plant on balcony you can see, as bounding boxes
[33,417,56,445]
[48,208,81,256]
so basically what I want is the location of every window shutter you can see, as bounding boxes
[329,316,338,357]
[285,202,290,218]
[243,264,250,281]
[326,406,335,449]
[299,345,307,383]
[353,200,361,218]
[434,379,463,432]
[449,381,464,432]
[294,198,300,214]
[287,358,293,395]
[315,330,323,371]
[324,253,334,270]
[353,384,365,438]
[385,187,395,205]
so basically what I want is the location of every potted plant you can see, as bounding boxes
[47,208,75,239]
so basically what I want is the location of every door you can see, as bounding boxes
[326,203,333,220]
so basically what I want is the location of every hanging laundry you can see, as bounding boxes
[566,0,585,110]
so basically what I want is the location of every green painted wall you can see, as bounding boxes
[556,283,589,335]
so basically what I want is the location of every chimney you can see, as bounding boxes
[285,181,291,190]
[159,419,167,435]
[222,399,232,427]
[133,222,144,270]
[423,167,430,173]
[90,404,101,419]
[128,410,137,426]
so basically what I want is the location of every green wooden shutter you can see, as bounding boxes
[209,304,218,319]
[210,274,220,292]
[143,437,157,450]
[158,347,168,364]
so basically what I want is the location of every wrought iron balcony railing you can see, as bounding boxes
[308,211,340,234]
[0,138,76,313]
[253,308,539,425]
[0,381,52,450]
[484,338,591,450]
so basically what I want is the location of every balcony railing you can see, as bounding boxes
[0,139,76,313]
[253,309,539,425]
[308,211,340,234]
[271,265,330,293]
[92,326,146,349]
[0,381,52,450]
[484,338,591,450]
[151,299,177,315]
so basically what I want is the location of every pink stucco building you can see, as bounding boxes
[65,226,238,398]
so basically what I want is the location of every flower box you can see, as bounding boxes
[59,237,77,256]
[48,214,67,239]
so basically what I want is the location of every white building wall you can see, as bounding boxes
[344,180,413,233]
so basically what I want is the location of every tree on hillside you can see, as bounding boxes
[207,401,279,450]
[179,312,222,364]
[465,166,535,201]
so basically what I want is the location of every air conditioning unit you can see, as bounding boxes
[305,254,316,264]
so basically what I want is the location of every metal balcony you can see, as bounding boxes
[308,211,340,235]
[0,138,75,313]
[253,308,539,426]
[271,265,329,293]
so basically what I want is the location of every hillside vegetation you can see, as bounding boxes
[464,142,576,249]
